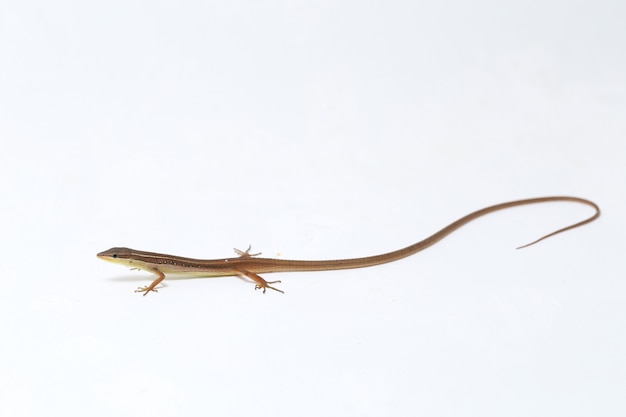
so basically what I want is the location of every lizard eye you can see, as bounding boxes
[112,254,118,258]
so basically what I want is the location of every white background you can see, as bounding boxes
[1,1,625,416]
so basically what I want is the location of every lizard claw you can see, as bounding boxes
[255,280,284,294]
[135,286,158,296]
[234,245,262,258]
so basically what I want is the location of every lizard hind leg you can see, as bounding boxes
[233,245,262,258]
[235,268,284,294]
